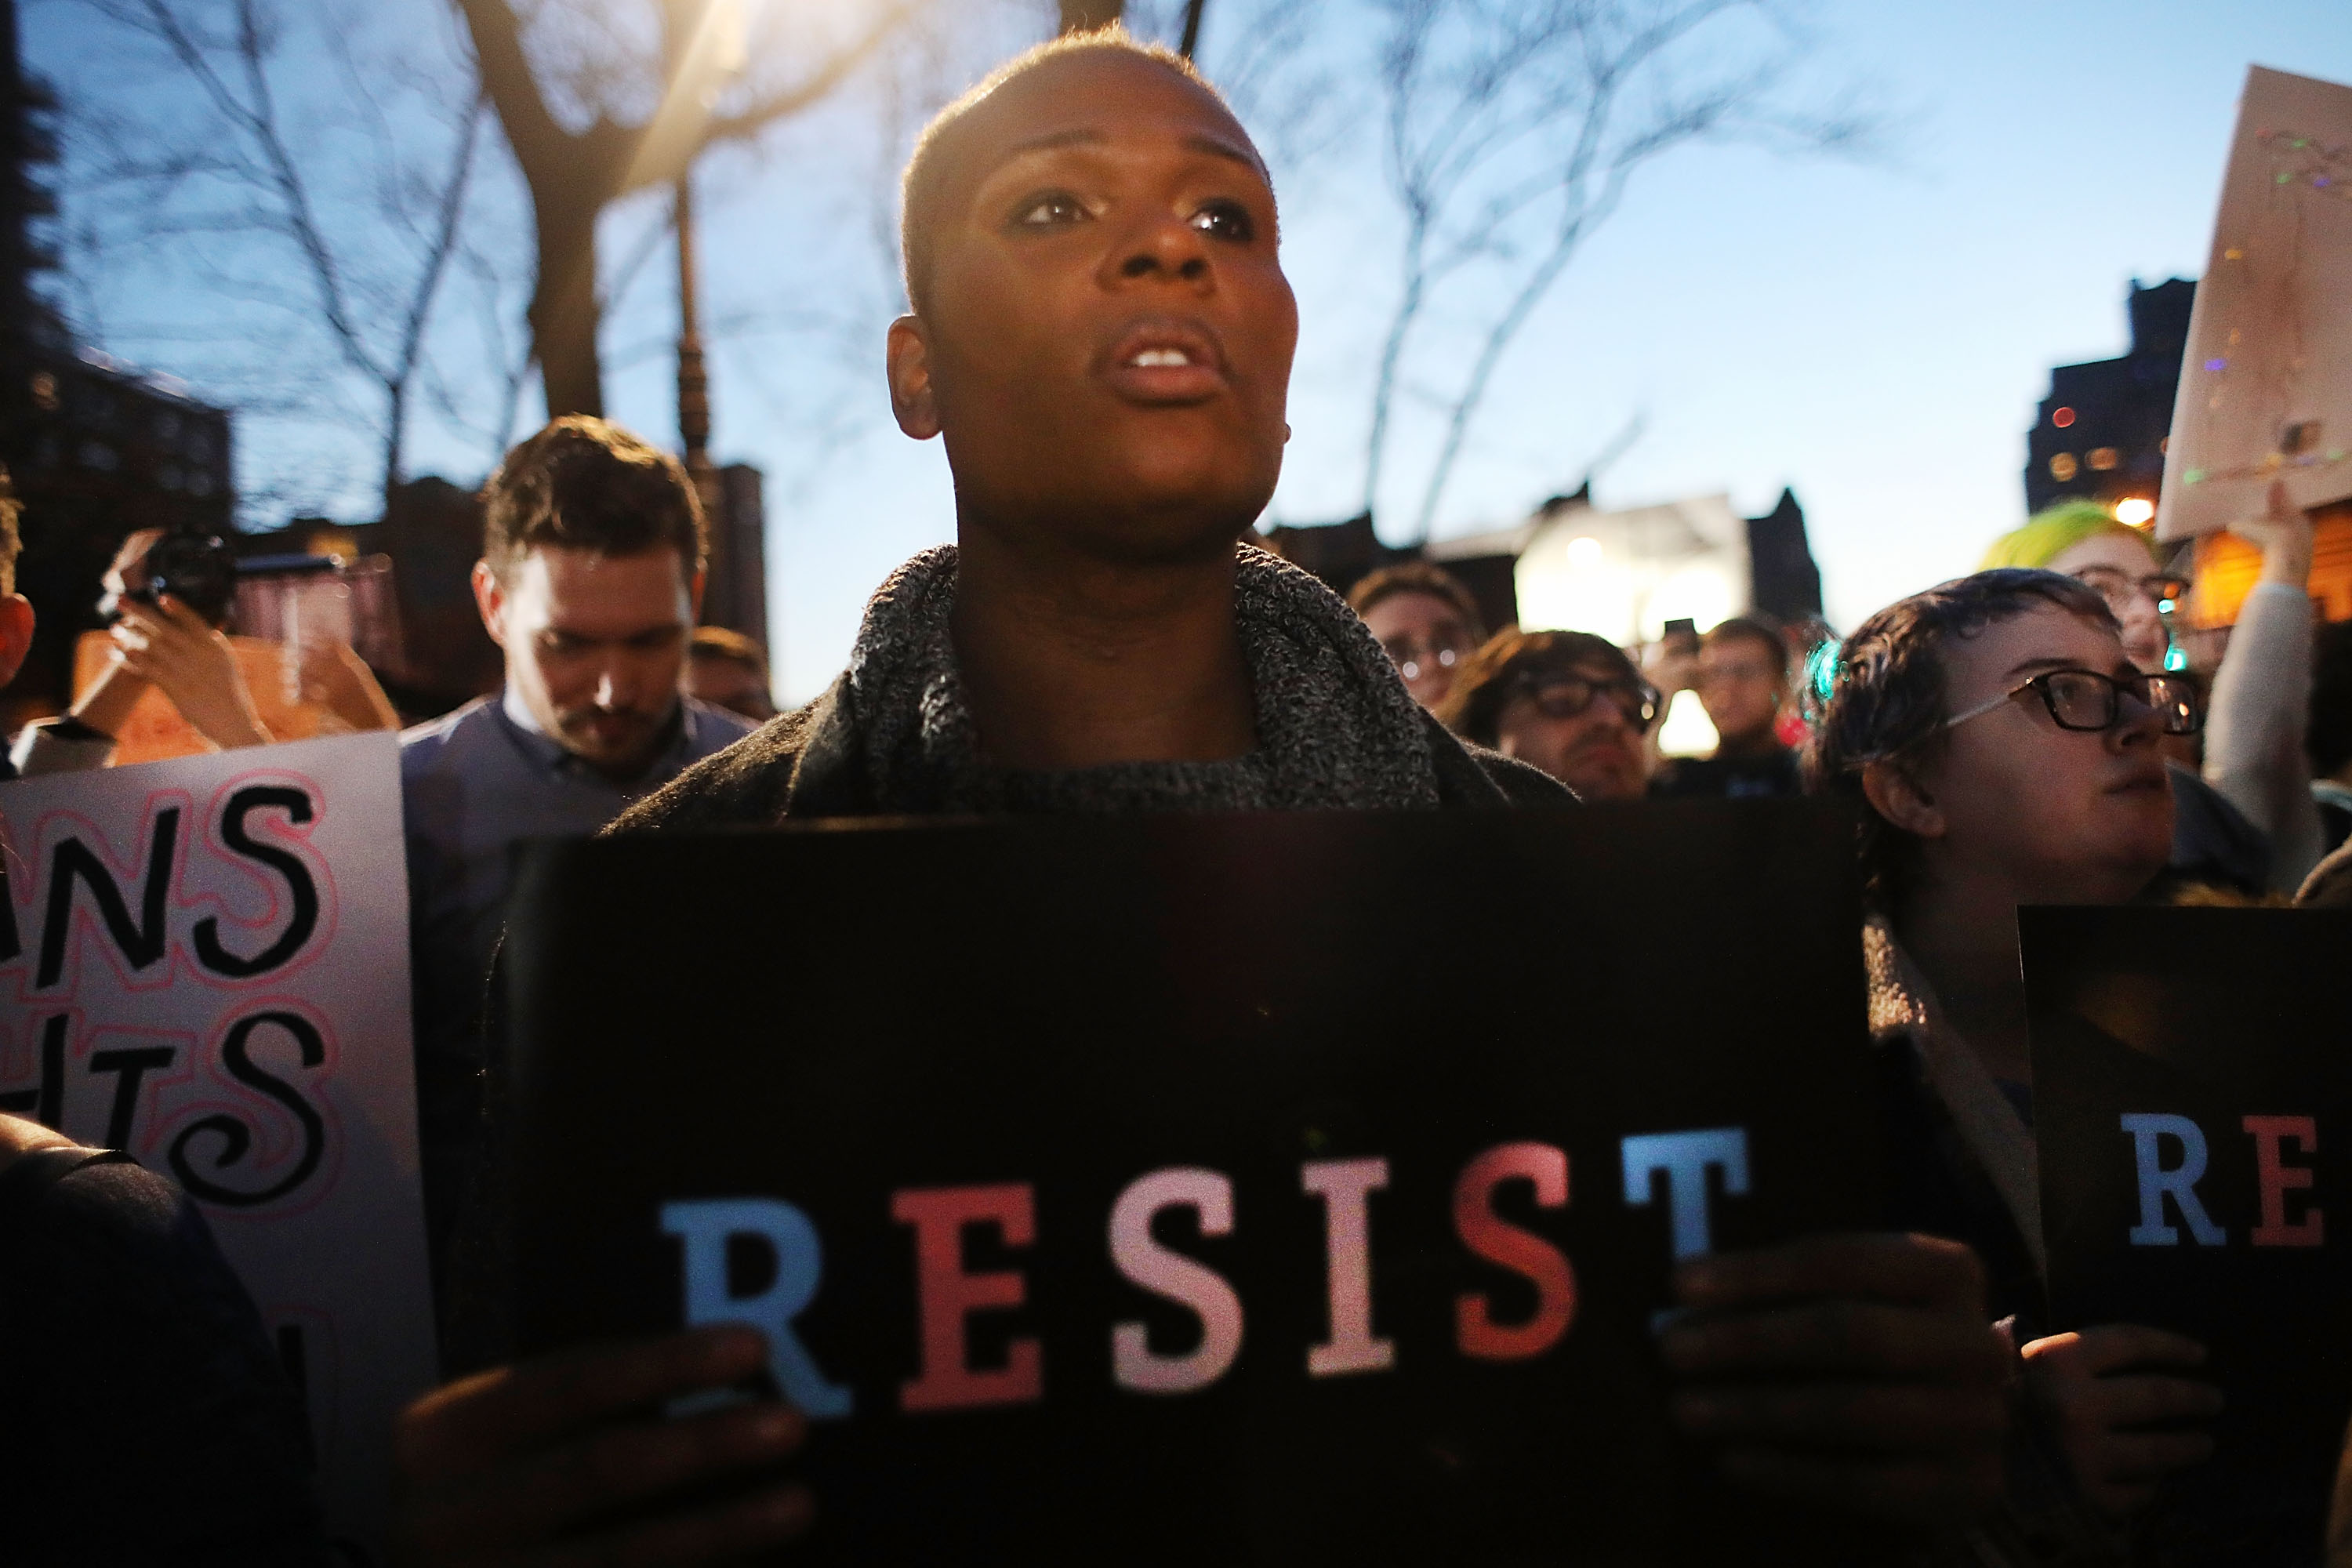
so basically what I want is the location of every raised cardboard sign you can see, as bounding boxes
[505,803,1892,1563]
[2160,66,2352,541]
[0,732,438,1562]
[2026,904,2352,1563]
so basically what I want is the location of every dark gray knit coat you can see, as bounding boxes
[614,544,1570,833]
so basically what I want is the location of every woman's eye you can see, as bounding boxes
[1012,191,1088,228]
[1189,199,1255,241]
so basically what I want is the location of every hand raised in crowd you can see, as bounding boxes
[300,634,403,732]
[110,593,273,750]
[392,1327,813,1568]
[2020,1324,2221,1521]
[1661,1232,2011,1525]
[2229,477,2318,590]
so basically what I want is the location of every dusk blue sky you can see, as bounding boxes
[38,1,2352,703]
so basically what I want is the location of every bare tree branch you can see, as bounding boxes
[70,0,505,507]
[686,0,927,181]
[1358,0,1880,541]
[452,0,928,416]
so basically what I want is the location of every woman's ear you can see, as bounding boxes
[1862,757,1946,841]
[886,314,941,440]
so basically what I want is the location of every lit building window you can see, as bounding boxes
[1513,496,1749,648]
[2049,452,2080,481]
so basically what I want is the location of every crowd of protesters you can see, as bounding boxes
[5,22,2352,1568]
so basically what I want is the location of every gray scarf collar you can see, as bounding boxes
[839,543,1442,814]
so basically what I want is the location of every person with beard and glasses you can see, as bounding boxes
[1808,568,2223,1551]
[397,417,755,1264]
[393,33,2016,1565]
[1436,629,1658,800]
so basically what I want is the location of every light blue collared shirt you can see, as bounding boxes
[399,688,755,1180]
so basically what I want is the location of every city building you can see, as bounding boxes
[2,0,242,722]
[704,463,769,659]
[1260,488,1823,646]
[2026,278,2194,519]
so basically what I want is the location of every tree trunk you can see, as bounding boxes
[1058,0,1122,34]
[529,189,605,419]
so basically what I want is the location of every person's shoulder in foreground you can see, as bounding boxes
[0,1114,326,1566]
[2299,836,2352,907]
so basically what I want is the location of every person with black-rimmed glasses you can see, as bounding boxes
[1808,567,2223,1540]
[1437,629,1661,801]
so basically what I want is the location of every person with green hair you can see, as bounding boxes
[1980,481,2320,893]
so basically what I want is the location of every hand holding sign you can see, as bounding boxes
[391,1327,813,1567]
[1661,1232,2012,1525]
[2020,1325,2222,1523]
[2222,480,2318,590]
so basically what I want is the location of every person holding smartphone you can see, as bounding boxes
[11,526,273,773]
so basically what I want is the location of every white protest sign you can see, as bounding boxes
[0,731,436,1563]
[2159,65,2352,540]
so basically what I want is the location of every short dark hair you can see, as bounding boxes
[689,624,768,677]
[0,466,19,597]
[1347,561,1488,645]
[899,29,1245,320]
[1703,614,1788,678]
[2311,620,2352,778]
[1804,568,2116,908]
[1437,628,1640,747]
[481,416,706,582]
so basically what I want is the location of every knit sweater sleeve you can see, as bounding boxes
[2203,581,2321,890]
[605,706,818,835]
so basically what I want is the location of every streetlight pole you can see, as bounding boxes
[664,0,765,659]
[666,0,718,510]
[674,162,713,490]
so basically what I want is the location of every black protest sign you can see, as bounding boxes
[505,803,1889,1564]
[2024,905,2352,1564]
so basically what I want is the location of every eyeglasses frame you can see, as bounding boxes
[1514,671,1664,736]
[1943,666,2201,738]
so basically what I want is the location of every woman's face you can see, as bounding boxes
[2045,532,2171,673]
[1904,603,2174,906]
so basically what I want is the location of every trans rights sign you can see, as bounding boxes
[0,731,437,1563]
[505,803,1893,1563]
[2026,905,2352,1566]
